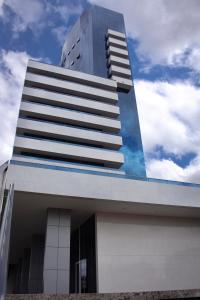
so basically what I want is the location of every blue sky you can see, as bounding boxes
[1,0,200,183]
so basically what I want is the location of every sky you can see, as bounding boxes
[1,0,200,183]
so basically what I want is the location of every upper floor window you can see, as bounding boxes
[67,51,70,55]
[76,53,80,59]
[72,43,75,49]
[77,37,80,43]
[71,61,74,66]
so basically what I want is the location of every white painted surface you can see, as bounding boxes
[107,29,126,40]
[96,212,200,292]
[20,101,121,133]
[108,55,130,69]
[25,72,118,103]
[6,163,200,218]
[12,155,125,175]
[17,118,122,149]
[43,209,70,294]
[27,60,117,91]
[22,87,119,118]
[111,75,133,90]
[14,136,124,168]
[107,46,128,58]
[107,37,127,49]
[109,65,131,78]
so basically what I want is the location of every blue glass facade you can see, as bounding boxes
[61,5,146,178]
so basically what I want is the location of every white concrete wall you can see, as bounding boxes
[22,87,119,118]
[107,29,126,40]
[107,29,132,91]
[14,136,124,168]
[108,46,128,58]
[96,212,200,293]
[109,65,131,78]
[25,72,118,103]
[6,163,200,217]
[107,37,127,49]
[111,75,133,90]
[12,155,125,175]
[27,60,117,91]
[20,101,121,133]
[108,55,130,69]
[17,118,122,149]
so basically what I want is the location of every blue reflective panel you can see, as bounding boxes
[118,89,146,177]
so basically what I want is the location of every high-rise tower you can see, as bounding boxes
[61,5,146,178]
[1,5,200,298]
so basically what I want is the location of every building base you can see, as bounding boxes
[6,289,200,300]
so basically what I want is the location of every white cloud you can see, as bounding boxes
[0,0,4,15]
[186,48,200,72]
[147,159,184,181]
[173,47,200,74]
[3,0,46,33]
[135,79,200,183]
[89,0,200,68]
[147,156,200,184]
[135,79,200,155]
[51,2,83,45]
[1,0,83,42]
[53,2,83,21]
[52,25,71,46]
[0,50,29,165]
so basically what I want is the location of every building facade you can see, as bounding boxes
[1,5,200,297]
[61,5,146,178]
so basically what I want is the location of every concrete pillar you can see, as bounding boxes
[14,259,22,293]
[7,264,18,293]
[43,208,71,294]
[28,235,44,293]
[20,248,31,293]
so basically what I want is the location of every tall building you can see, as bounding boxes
[1,5,200,297]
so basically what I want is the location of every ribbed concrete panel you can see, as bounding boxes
[12,155,126,175]
[22,87,119,118]
[14,136,124,168]
[109,65,131,78]
[108,55,130,69]
[25,73,118,104]
[112,76,133,90]
[17,118,122,149]
[20,102,121,133]
[107,29,126,41]
[107,37,127,49]
[27,60,117,91]
[107,46,128,58]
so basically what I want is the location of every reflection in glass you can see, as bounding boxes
[75,259,87,293]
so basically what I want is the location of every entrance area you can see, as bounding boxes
[6,191,97,294]
[70,215,96,293]
[75,259,87,293]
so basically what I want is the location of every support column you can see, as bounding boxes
[20,248,31,293]
[14,259,22,293]
[28,235,44,293]
[43,208,71,294]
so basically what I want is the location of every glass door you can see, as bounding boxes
[75,259,87,293]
